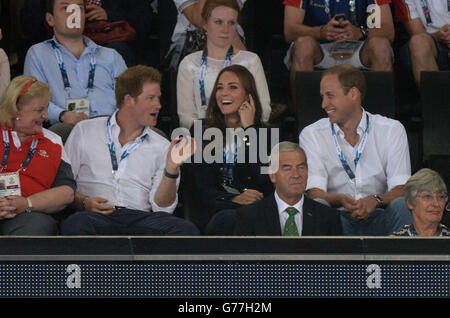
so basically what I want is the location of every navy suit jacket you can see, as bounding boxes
[234,193,343,236]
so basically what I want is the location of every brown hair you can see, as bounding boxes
[201,0,241,23]
[46,0,87,14]
[115,65,162,109]
[0,76,52,128]
[322,64,367,100]
[205,64,263,134]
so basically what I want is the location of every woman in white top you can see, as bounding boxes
[176,0,271,129]
[0,28,10,100]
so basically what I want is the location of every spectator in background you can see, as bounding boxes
[166,0,247,71]
[283,0,395,100]
[177,0,271,129]
[23,0,127,142]
[392,168,449,236]
[299,65,412,236]
[61,65,199,236]
[193,65,274,235]
[0,28,10,99]
[0,76,76,235]
[394,0,450,86]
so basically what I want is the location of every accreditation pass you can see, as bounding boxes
[0,172,21,197]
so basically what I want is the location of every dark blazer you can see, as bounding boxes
[234,194,343,236]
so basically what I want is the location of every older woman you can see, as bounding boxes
[176,0,271,129]
[192,64,275,234]
[0,76,76,235]
[392,168,449,237]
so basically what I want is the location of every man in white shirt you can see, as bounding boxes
[234,141,342,236]
[394,0,450,86]
[61,65,199,235]
[299,65,413,236]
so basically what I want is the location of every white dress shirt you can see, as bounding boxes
[274,190,304,236]
[65,112,179,213]
[299,109,411,200]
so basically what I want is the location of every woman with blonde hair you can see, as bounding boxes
[0,75,75,235]
[392,168,449,237]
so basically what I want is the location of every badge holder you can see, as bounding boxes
[330,40,360,58]
[0,171,21,197]
[66,97,90,116]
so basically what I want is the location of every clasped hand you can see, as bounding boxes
[340,194,379,220]
[321,18,362,42]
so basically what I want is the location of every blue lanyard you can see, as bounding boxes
[324,0,357,25]
[106,116,147,173]
[419,0,433,25]
[50,40,97,97]
[331,114,369,181]
[1,130,39,171]
[199,46,233,107]
[222,141,237,181]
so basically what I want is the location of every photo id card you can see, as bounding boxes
[66,98,90,116]
[0,172,21,197]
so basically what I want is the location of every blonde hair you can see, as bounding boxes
[0,76,52,128]
[404,168,447,207]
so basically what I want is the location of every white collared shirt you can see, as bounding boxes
[65,112,179,213]
[299,109,411,200]
[274,190,304,236]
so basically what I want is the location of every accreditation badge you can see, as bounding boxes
[66,98,90,116]
[330,40,360,58]
[0,172,21,197]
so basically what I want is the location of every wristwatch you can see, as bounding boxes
[373,194,384,208]
[25,198,33,213]
[360,26,368,40]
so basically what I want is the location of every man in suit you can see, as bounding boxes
[234,141,342,236]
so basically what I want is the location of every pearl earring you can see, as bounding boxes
[15,117,19,121]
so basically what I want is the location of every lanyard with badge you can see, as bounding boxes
[222,139,240,194]
[418,0,450,24]
[106,116,147,176]
[51,40,95,116]
[0,130,39,197]
[330,114,369,184]
[199,46,234,108]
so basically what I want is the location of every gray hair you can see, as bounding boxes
[404,168,447,207]
[268,141,307,173]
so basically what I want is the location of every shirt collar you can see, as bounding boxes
[109,110,152,143]
[0,125,44,148]
[47,35,98,56]
[333,107,369,137]
[274,190,304,216]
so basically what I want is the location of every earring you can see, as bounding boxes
[15,117,19,121]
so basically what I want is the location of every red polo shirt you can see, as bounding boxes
[0,127,62,197]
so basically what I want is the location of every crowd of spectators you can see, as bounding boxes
[0,0,447,237]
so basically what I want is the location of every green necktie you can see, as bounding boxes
[283,207,299,237]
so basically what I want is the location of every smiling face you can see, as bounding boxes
[270,150,308,204]
[46,0,85,40]
[320,74,360,126]
[14,96,49,137]
[215,71,247,116]
[128,81,162,128]
[204,5,238,50]
[409,191,448,229]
